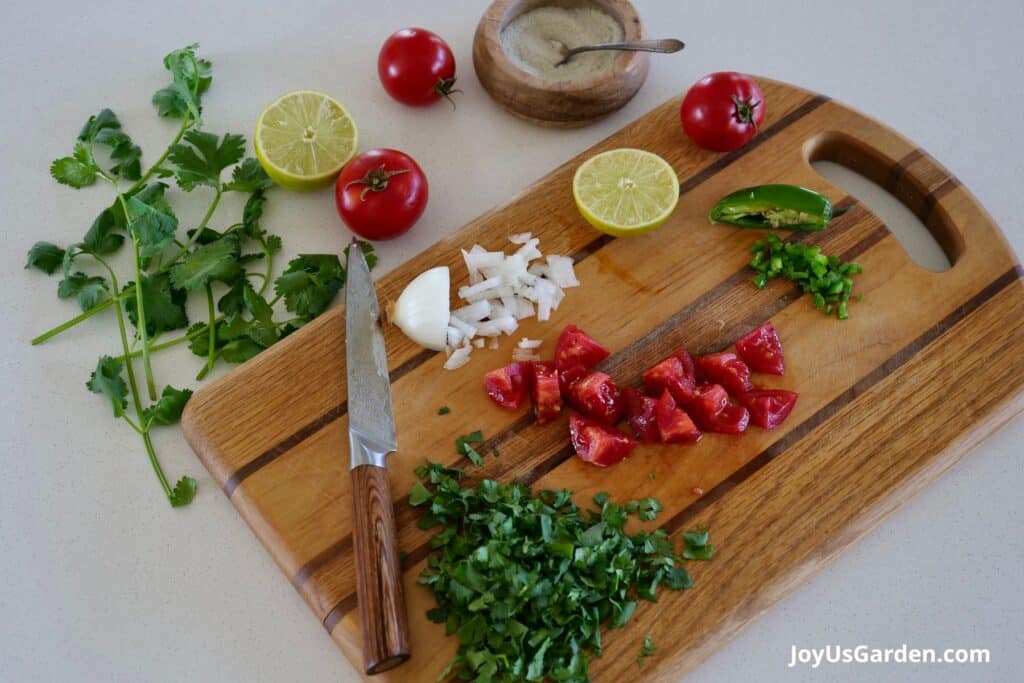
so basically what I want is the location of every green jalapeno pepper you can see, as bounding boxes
[710,184,833,231]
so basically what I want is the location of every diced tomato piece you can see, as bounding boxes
[643,351,697,402]
[483,362,531,410]
[565,372,623,424]
[558,364,589,396]
[654,390,701,444]
[705,404,750,435]
[695,352,753,396]
[569,414,637,467]
[740,389,798,429]
[530,361,563,425]
[682,383,730,427]
[554,325,610,375]
[622,387,659,443]
[735,321,785,375]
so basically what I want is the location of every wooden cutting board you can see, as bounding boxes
[181,79,1024,681]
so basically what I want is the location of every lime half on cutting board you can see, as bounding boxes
[573,148,680,237]
[254,90,358,191]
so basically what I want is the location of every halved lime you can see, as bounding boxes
[572,148,680,237]
[254,91,358,191]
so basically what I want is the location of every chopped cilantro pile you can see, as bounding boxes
[410,463,712,682]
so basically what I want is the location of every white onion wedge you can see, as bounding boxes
[390,266,450,351]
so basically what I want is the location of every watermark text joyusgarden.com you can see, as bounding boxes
[788,644,990,669]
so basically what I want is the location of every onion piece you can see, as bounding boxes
[518,337,542,349]
[444,344,473,370]
[391,266,450,351]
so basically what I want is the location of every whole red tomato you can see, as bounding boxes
[378,28,459,106]
[335,149,428,241]
[680,72,765,152]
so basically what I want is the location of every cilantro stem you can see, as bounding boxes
[127,115,191,194]
[156,186,222,274]
[116,324,209,361]
[122,415,144,435]
[100,256,174,503]
[258,240,274,297]
[31,298,115,345]
[204,284,216,372]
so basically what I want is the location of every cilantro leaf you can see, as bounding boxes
[186,322,219,357]
[86,356,128,417]
[58,272,109,311]
[242,283,274,326]
[169,476,198,507]
[124,272,188,335]
[143,385,193,426]
[50,143,98,188]
[169,234,242,290]
[217,279,245,316]
[241,190,266,238]
[273,254,345,320]
[25,242,66,274]
[224,158,273,192]
[637,635,656,669]
[219,336,265,363]
[168,129,245,190]
[79,109,142,180]
[152,44,212,120]
[83,209,124,255]
[126,196,178,258]
[264,234,282,253]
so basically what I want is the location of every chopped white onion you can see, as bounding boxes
[448,315,477,339]
[452,300,492,323]
[546,255,580,288]
[441,234,582,368]
[512,348,541,362]
[444,344,473,370]
[390,267,450,351]
[446,326,464,348]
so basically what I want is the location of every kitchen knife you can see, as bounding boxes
[345,239,411,675]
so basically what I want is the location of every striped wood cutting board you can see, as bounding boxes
[181,79,1024,681]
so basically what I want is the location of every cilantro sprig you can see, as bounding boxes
[411,465,711,682]
[25,45,372,507]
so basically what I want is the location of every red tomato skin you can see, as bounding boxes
[554,325,610,374]
[642,353,696,403]
[681,383,730,427]
[334,148,428,240]
[695,352,753,396]
[622,387,659,443]
[740,389,798,429]
[484,362,531,410]
[680,72,766,152]
[566,372,623,425]
[530,361,563,425]
[569,414,637,467]
[654,390,702,444]
[735,321,785,375]
[705,404,750,435]
[378,28,456,106]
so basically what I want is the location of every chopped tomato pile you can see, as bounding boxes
[483,321,798,467]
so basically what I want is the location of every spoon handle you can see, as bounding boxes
[559,38,685,64]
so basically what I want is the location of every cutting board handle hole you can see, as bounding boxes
[806,132,957,272]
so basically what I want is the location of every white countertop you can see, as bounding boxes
[2,1,1022,681]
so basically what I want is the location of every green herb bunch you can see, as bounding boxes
[410,463,712,682]
[25,45,372,507]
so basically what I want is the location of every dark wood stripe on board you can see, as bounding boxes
[221,94,833,496]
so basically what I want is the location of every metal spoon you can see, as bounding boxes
[554,38,685,67]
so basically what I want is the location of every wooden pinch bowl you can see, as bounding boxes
[473,0,649,127]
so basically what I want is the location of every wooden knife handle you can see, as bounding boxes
[350,464,411,675]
